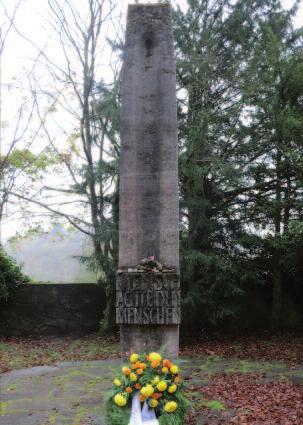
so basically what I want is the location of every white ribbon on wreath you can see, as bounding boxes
[128,392,159,425]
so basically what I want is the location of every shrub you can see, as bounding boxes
[0,248,30,301]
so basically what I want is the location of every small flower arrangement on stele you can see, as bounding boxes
[106,352,188,425]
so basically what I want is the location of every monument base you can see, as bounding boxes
[120,324,179,358]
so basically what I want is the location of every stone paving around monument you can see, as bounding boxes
[1,356,303,425]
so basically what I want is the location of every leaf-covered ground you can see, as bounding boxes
[181,335,303,424]
[189,372,303,424]
[1,334,302,424]
[0,335,121,373]
[1,333,302,374]
[180,334,303,365]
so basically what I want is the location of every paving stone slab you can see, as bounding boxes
[1,356,302,425]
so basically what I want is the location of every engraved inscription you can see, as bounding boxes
[116,273,180,325]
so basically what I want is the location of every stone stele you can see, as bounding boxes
[117,3,180,357]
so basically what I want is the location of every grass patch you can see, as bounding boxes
[196,399,225,410]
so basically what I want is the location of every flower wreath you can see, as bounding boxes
[106,352,188,425]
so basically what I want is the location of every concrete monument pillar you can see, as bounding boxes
[116,3,180,357]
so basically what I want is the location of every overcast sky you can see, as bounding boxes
[1,0,302,242]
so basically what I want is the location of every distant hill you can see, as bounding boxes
[6,225,97,283]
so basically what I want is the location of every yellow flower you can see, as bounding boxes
[149,352,162,363]
[122,366,131,376]
[162,366,168,374]
[168,384,177,393]
[114,378,122,387]
[130,353,139,363]
[164,401,177,413]
[156,380,167,392]
[130,372,137,382]
[152,376,160,385]
[140,384,154,398]
[149,399,159,408]
[170,365,179,375]
[114,393,127,407]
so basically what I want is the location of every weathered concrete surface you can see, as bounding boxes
[1,357,302,425]
[0,284,105,337]
[0,359,120,425]
[120,324,179,357]
[119,4,179,268]
[118,4,180,356]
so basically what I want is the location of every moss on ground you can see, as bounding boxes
[0,401,9,416]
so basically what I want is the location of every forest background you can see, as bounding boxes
[1,0,303,334]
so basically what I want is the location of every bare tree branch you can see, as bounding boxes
[1,189,93,236]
